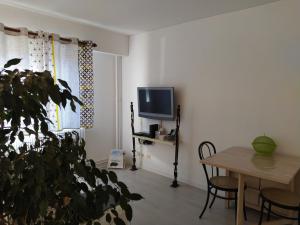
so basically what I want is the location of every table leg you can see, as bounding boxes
[289,179,297,225]
[226,170,231,208]
[237,174,245,225]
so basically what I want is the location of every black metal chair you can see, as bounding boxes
[259,188,300,225]
[198,141,247,220]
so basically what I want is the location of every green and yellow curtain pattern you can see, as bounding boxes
[79,42,94,129]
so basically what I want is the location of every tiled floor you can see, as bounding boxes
[115,169,261,225]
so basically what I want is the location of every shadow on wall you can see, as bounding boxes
[125,33,200,185]
[123,0,300,189]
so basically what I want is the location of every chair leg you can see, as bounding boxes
[267,202,271,221]
[259,200,265,225]
[209,189,217,209]
[298,208,300,225]
[235,192,237,221]
[243,194,247,221]
[199,187,211,219]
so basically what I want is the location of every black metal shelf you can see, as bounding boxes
[132,135,175,146]
[130,102,181,188]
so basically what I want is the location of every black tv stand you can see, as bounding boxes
[134,132,151,137]
[130,102,181,188]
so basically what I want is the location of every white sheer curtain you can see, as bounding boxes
[51,34,80,129]
[0,25,29,70]
[0,23,80,130]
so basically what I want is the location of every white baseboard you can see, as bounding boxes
[141,165,207,191]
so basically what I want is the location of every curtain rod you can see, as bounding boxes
[4,26,97,48]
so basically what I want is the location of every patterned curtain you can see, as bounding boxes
[29,31,52,72]
[29,33,80,130]
[28,32,59,131]
[1,23,95,153]
[78,41,94,129]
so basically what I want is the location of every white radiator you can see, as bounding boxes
[12,128,86,150]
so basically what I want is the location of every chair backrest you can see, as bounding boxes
[198,141,219,184]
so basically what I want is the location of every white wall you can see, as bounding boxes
[122,0,300,189]
[0,4,129,55]
[85,52,116,162]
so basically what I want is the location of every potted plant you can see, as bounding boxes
[0,59,142,225]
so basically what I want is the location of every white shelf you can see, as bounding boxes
[132,135,175,146]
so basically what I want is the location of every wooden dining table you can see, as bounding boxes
[200,147,300,225]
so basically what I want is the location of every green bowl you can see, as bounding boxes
[252,136,277,156]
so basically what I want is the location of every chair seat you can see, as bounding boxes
[209,176,238,190]
[261,188,300,208]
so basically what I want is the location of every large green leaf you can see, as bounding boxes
[41,121,48,135]
[18,131,24,142]
[129,193,143,201]
[108,171,118,183]
[123,204,132,221]
[105,213,111,223]
[4,58,22,68]
[114,217,126,225]
[70,100,76,112]
[58,79,71,91]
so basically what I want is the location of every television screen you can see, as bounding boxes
[137,87,175,120]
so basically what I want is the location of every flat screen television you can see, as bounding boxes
[137,87,175,120]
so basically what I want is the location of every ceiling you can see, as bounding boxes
[0,0,280,35]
